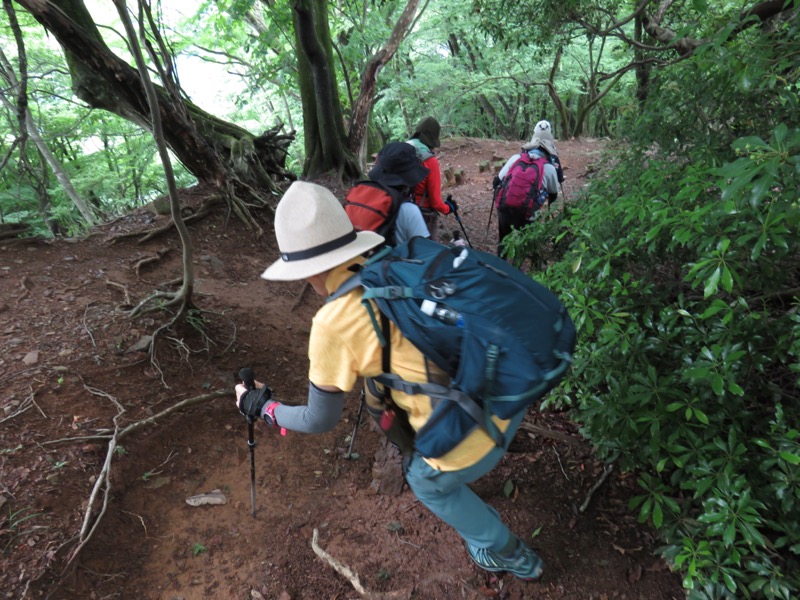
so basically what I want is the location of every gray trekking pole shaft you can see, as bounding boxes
[346,390,366,459]
[454,213,473,247]
[447,195,473,247]
[240,367,258,517]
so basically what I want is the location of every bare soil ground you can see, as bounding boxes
[0,137,685,600]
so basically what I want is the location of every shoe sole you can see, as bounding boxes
[471,563,544,581]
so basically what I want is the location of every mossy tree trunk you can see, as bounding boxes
[292,0,360,181]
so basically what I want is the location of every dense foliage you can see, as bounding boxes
[505,10,800,599]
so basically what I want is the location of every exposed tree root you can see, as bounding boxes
[105,183,274,245]
[17,275,31,304]
[133,247,172,278]
[65,384,126,569]
[53,383,228,572]
[105,279,132,307]
[42,388,228,447]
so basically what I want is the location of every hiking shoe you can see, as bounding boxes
[466,538,544,581]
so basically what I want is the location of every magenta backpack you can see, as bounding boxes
[494,153,549,219]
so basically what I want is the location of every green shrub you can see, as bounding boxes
[505,21,800,599]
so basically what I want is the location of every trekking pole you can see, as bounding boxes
[239,367,258,517]
[485,178,500,244]
[346,390,366,459]
[446,194,473,248]
[484,195,495,244]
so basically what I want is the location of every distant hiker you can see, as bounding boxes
[236,181,546,582]
[406,116,458,241]
[528,120,565,184]
[492,121,561,256]
[344,141,431,247]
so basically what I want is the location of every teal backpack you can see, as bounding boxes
[333,236,576,458]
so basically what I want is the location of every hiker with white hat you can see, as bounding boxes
[521,120,564,183]
[234,180,544,581]
[492,120,563,256]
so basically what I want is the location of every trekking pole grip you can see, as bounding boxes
[239,367,256,391]
[239,367,258,425]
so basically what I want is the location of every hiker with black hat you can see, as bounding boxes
[235,180,544,582]
[344,141,431,247]
[406,116,458,242]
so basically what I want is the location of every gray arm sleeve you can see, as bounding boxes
[395,202,431,245]
[272,383,345,433]
[543,164,560,195]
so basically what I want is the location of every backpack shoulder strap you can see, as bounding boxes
[406,139,434,162]
[327,271,362,303]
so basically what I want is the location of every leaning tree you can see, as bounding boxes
[14,0,296,217]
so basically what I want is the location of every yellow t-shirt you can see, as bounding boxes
[308,258,513,472]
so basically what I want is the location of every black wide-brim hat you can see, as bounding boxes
[368,141,429,188]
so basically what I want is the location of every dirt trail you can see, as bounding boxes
[0,137,683,599]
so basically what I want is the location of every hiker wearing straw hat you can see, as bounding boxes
[492,120,562,256]
[234,180,544,581]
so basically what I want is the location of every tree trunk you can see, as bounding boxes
[634,15,650,105]
[0,4,97,225]
[292,0,360,180]
[450,31,515,139]
[14,0,294,195]
[347,0,421,170]
[547,46,571,139]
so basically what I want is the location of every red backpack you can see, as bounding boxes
[344,181,404,245]
[494,153,549,219]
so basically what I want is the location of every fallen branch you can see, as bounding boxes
[519,421,583,446]
[311,529,411,599]
[311,528,369,596]
[579,463,614,514]
[83,302,97,348]
[552,446,569,480]
[0,397,32,425]
[0,384,46,425]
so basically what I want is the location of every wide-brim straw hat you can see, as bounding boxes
[261,181,384,281]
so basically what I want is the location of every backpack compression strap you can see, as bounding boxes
[372,373,486,434]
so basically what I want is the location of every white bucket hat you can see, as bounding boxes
[261,181,384,281]
[522,120,559,156]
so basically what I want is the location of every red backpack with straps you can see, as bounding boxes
[344,181,404,245]
[494,153,549,219]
